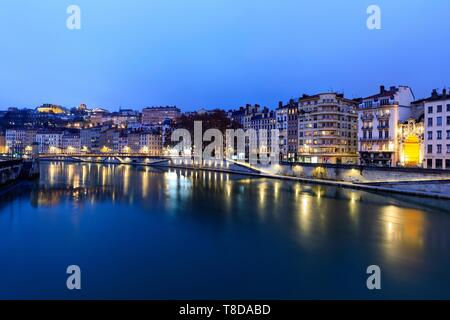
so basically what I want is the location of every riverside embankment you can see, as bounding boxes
[38,155,450,199]
[0,158,40,193]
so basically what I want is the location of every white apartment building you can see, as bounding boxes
[298,93,358,164]
[422,89,450,169]
[35,132,63,154]
[358,85,416,166]
[5,129,36,155]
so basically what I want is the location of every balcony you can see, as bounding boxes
[359,100,399,109]
[376,115,391,121]
[359,137,393,142]
[360,114,374,121]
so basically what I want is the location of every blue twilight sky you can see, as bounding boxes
[0,0,449,111]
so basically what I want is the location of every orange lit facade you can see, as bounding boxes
[398,119,424,167]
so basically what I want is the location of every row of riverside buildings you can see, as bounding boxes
[1,106,182,156]
[1,85,450,169]
[4,126,164,156]
[228,85,450,169]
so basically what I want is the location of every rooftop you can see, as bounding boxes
[412,88,450,104]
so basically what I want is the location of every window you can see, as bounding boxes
[447,104,450,112]
[436,159,443,169]
[427,131,433,140]
[447,116,450,126]
[437,144,442,154]
[428,106,433,114]
[437,131,442,140]
[379,131,383,139]
[428,118,433,126]
[427,159,433,168]
[385,130,389,139]
[368,131,372,139]
[427,145,433,154]
[447,130,450,139]
[437,105,443,113]
[447,145,450,154]
[437,117,442,126]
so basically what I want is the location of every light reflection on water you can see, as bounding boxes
[0,161,449,299]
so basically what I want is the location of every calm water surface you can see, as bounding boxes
[1,162,450,299]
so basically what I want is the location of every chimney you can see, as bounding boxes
[443,88,447,98]
[380,85,385,93]
[432,89,438,98]
[289,98,294,105]
[390,86,396,91]
[278,101,283,108]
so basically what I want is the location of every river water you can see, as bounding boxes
[0,162,449,299]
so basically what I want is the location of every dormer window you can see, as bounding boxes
[364,101,373,108]
[380,98,389,105]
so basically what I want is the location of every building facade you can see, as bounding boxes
[139,132,163,156]
[358,85,416,166]
[421,89,450,169]
[99,127,120,153]
[142,106,181,125]
[248,108,277,157]
[35,131,63,154]
[286,99,299,161]
[80,127,101,152]
[5,129,36,155]
[276,102,288,161]
[398,118,424,167]
[298,93,358,164]
[61,133,81,154]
